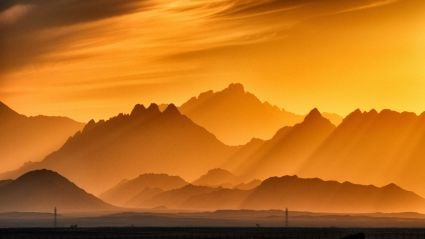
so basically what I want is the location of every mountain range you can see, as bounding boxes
[0,169,113,212]
[0,104,236,194]
[218,106,425,198]
[115,174,425,213]
[4,83,425,210]
[2,168,424,213]
[178,83,303,145]
[224,109,336,180]
[101,173,188,206]
[0,101,83,172]
[299,109,425,196]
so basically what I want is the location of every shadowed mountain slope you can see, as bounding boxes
[225,109,335,179]
[179,83,304,145]
[299,109,425,196]
[0,169,113,212]
[192,168,243,188]
[1,104,236,194]
[101,173,188,206]
[0,101,83,172]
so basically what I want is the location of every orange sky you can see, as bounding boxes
[0,0,424,121]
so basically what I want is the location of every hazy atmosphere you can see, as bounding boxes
[1,0,424,121]
[1,0,425,236]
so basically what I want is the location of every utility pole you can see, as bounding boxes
[54,207,57,228]
[285,208,289,228]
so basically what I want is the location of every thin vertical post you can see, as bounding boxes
[54,207,57,228]
[285,208,289,228]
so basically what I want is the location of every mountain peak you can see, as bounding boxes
[147,103,160,113]
[304,108,323,121]
[16,169,65,183]
[163,104,180,115]
[225,83,245,93]
[0,101,20,118]
[131,104,146,116]
[0,169,113,212]
[193,168,242,188]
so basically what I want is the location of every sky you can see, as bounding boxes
[0,0,424,121]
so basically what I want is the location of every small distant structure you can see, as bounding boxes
[285,208,289,228]
[54,207,57,228]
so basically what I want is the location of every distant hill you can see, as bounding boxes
[179,83,304,145]
[101,173,188,206]
[0,101,83,172]
[0,169,113,212]
[131,175,425,213]
[242,176,425,213]
[140,184,220,209]
[1,104,236,194]
[224,109,336,179]
[192,168,242,188]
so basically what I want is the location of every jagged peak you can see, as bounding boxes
[83,119,96,132]
[163,104,180,115]
[382,183,402,190]
[367,109,378,115]
[147,103,160,113]
[351,108,362,115]
[304,108,323,121]
[225,83,245,93]
[131,104,146,116]
[342,109,363,122]
[197,90,214,100]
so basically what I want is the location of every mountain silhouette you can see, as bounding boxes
[101,173,188,206]
[192,168,243,188]
[1,104,235,194]
[179,83,304,145]
[123,174,425,212]
[234,179,262,190]
[226,109,335,179]
[140,184,220,209]
[0,101,83,172]
[241,176,425,213]
[0,169,113,212]
[299,109,425,196]
[0,180,12,188]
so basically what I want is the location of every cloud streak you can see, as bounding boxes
[0,0,146,73]
[1,0,421,121]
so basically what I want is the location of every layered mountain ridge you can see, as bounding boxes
[224,108,336,180]
[101,173,188,206]
[179,83,304,145]
[0,104,236,194]
[120,174,425,213]
[0,101,84,172]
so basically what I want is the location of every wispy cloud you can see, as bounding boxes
[0,4,32,25]
[336,0,399,14]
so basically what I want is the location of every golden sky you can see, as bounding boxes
[0,0,424,121]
